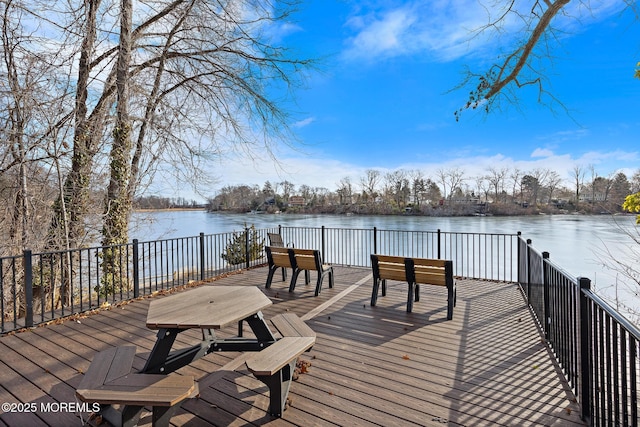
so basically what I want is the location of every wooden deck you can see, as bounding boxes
[0,266,586,426]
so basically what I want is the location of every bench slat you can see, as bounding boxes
[245,336,315,376]
[270,313,316,338]
[412,258,447,268]
[378,266,407,282]
[271,252,292,268]
[293,255,315,270]
[78,345,136,390]
[77,373,197,407]
[414,271,446,286]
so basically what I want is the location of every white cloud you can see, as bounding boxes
[340,0,630,63]
[531,148,555,158]
[292,117,316,128]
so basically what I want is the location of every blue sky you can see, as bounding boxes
[200,0,640,197]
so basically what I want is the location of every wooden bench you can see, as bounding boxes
[265,246,296,288]
[76,346,198,427]
[267,233,294,282]
[245,313,315,417]
[289,248,334,296]
[370,254,457,319]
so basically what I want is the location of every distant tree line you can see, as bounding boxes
[207,166,640,216]
[133,196,203,210]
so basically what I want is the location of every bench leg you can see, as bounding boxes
[406,282,415,313]
[265,266,278,289]
[289,268,301,292]
[447,282,456,320]
[371,278,380,306]
[280,266,287,282]
[254,359,296,417]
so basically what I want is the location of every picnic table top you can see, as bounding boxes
[145,285,272,330]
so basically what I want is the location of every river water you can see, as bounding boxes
[130,210,640,322]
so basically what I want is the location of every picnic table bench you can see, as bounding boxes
[370,254,456,319]
[76,346,198,427]
[245,312,316,417]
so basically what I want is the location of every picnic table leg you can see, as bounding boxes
[143,328,179,373]
[152,403,184,427]
[244,311,277,343]
[253,359,296,417]
[99,403,144,427]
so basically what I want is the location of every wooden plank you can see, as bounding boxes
[77,374,197,407]
[146,286,272,330]
[412,258,447,267]
[413,270,447,286]
[78,346,136,389]
[245,337,315,376]
[378,267,407,282]
[0,269,585,427]
[270,313,316,338]
[293,255,316,270]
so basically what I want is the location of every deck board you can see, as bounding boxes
[0,266,585,426]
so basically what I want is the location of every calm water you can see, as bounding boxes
[130,210,640,319]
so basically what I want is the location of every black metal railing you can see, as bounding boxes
[278,225,518,281]
[518,236,640,426]
[1,225,638,425]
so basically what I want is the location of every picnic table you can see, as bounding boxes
[143,285,276,374]
[77,285,315,425]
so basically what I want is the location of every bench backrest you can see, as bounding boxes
[266,246,293,268]
[371,255,408,282]
[291,248,323,271]
[371,254,453,287]
[267,233,284,247]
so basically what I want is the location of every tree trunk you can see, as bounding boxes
[101,0,132,296]
[49,0,102,250]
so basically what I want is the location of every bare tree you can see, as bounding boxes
[383,170,410,209]
[510,168,522,205]
[454,1,637,119]
[435,167,465,201]
[545,171,562,204]
[336,177,353,205]
[360,169,381,203]
[571,164,586,204]
[487,167,508,203]
[32,0,314,249]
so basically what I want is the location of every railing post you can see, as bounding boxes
[578,277,592,423]
[542,251,550,340]
[437,229,441,259]
[373,227,377,254]
[321,226,326,261]
[517,232,522,284]
[199,232,205,280]
[132,239,140,298]
[526,239,532,302]
[245,226,250,269]
[23,249,33,328]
